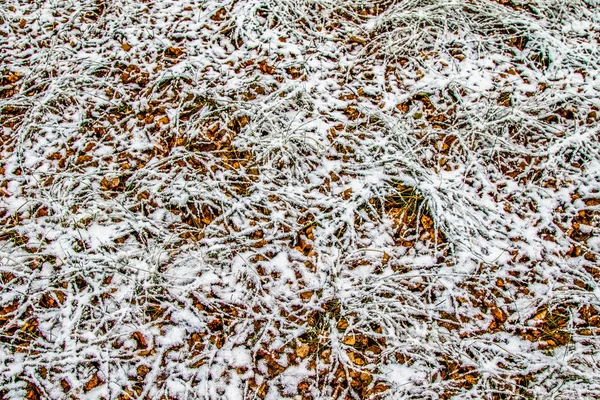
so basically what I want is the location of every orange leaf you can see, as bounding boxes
[84,374,104,392]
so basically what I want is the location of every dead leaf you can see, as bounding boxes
[121,42,131,52]
[76,155,93,165]
[207,319,223,331]
[420,215,433,229]
[533,309,547,321]
[465,374,478,385]
[490,306,507,323]
[137,365,150,377]
[211,8,227,22]
[343,105,360,120]
[296,344,310,359]
[347,350,366,366]
[84,373,104,392]
[156,116,169,126]
[347,36,366,45]
[382,252,390,265]
[258,60,275,74]
[165,47,183,58]
[337,319,349,330]
[257,383,268,398]
[343,335,356,346]
[132,331,148,349]
[210,334,225,348]
[7,72,21,84]
[341,188,352,200]
[300,291,313,300]
[100,176,120,190]
[368,383,390,396]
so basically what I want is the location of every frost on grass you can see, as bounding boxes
[1,0,600,399]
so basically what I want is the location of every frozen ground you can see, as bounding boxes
[1,0,600,398]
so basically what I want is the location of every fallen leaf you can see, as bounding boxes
[76,155,93,165]
[211,8,227,21]
[347,350,366,366]
[258,60,275,74]
[490,306,507,323]
[420,215,433,229]
[166,47,183,58]
[533,309,547,321]
[137,365,150,377]
[132,331,148,349]
[296,344,310,358]
[84,373,104,392]
[343,335,356,346]
[7,72,21,83]
[156,116,169,126]
[300,291,313,300]
[100,176,120,190]
[347,36,366,45]
[337,319,349,330]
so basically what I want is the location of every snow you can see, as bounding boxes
[384,364,427,387]
[1,0,600,398]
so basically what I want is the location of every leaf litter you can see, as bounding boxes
[1,0,600,398]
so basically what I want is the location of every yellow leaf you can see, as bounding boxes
[296,344,310,359]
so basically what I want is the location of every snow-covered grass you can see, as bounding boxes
[1,0,600,398]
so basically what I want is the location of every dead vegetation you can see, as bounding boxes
[1,0,600,398]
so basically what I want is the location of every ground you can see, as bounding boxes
[1,0,600,399]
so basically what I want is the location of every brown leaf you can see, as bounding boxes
[39,291,64,308]
[360,372,373,384]
[7,72,21,84]
[533,308,547,321]
[300,291,313,300]
[210,334,225,348]
[60,379,71,393]
[420,215,433,229]
[257,383,268,399]
[343,335,356,346]
[296,344,310,359]
[132,331,148,349]
[207,319,223,331]
[84,373,104,392]
[490,306,507,323]
[343,105,360,120]
[121,42,131,52]
[347,350,366,366]
[368,383,390,396]
[465,374,478,385]
[396,101,410,113]
[25,384,41,400]
[337,319,349,330]
[76,155,93,165]
[156,116,169,127]
[211,8,227,22]
[341,188,352,200]
[258,60,275,75]
[320,349,331,363]
[137,365,150,377]
[100,176,120,190]
[347,36,366,45]
[286,67,302,79]
[165,47,183,58]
